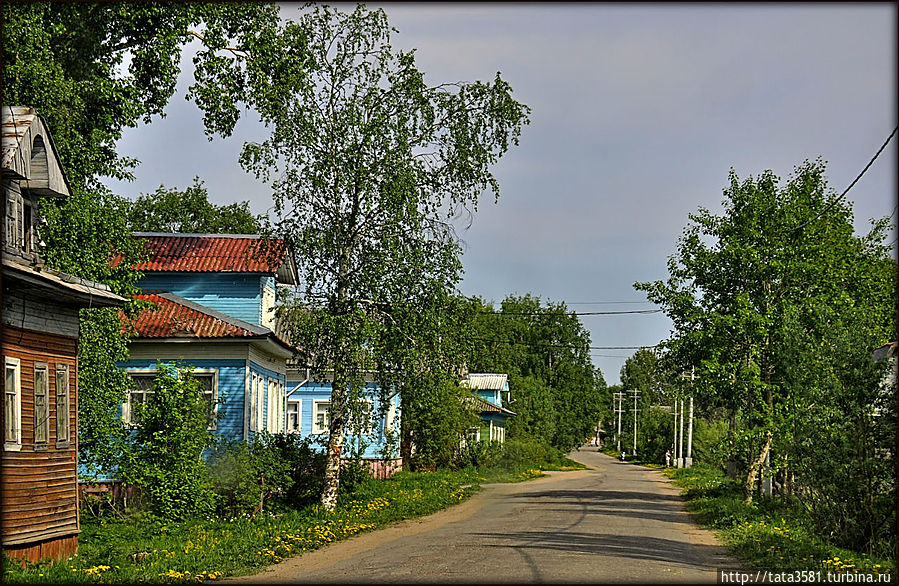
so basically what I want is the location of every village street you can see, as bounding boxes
[229,450,737,583]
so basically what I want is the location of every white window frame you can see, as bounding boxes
[286,399,302,434]
[266,377,284,433]
[33,362,49,447]
[312,400,330,434]
[248,372,258,433]
[4,357,21,450]
[55,364,70,447]
[123,368,218,430]
[255,374,264,432]
[350,398,375,435]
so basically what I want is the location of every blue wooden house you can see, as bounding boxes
[286,366,401,476]
[118,233,297,440]
[117,233,401,475]
[460,373,516,443]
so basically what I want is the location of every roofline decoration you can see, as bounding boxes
[1,106,73,198]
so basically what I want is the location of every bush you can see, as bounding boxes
[454,440,504,469]
[120,363,217,520]
[207,433,329,517]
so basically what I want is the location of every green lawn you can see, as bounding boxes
[663,464,895,580]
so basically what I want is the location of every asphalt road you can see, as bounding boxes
[229,449,735,583]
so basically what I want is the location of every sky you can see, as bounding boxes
[103,3,898,385]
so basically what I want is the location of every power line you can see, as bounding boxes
[565,301,655,305]
[470,336,658,351]
[480,309,662,316]
[785,125,898,233]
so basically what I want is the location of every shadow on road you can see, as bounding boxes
[472,530,722,569]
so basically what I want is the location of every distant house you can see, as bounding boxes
[1,107,125,562]
[872,342,896,417]
[117,233,297,442]
[460,373,516,443]
[286,365,401,477]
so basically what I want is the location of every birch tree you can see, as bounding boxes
[242,5,529,510]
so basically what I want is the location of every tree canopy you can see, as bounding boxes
[251,5,530,510]
[461,294,607,452]
[635,158,896,549]
[127,178,263,234]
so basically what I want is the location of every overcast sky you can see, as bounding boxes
[103,3,898,385]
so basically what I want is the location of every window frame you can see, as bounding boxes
[55,364,70,448]
[4,356,21,451]
[123,368,218,430]
[286,398,302,434]
[33,362,49,449]
[312,400,331,435]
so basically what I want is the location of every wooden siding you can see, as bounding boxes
[1,326,79,552]
[285,381,400,459]
[2,289,80,339]
[138,273,264,326]
[4,533,77,564]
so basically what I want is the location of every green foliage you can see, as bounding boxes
[637,159,897,553]
[692,417,730,470]
[1,1,282,188]
[128,178,263,234]
[121,363,217,521]
[37,187,150,478]
[208,434,329,518]
[666,465,895,577]
[461,294,605,452]
[259,5,529,508]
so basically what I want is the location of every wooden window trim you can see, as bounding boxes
[286,399,302,434]
[123,368,218,430]
[4,356,22,450]
[55,364,70,448]
[33,362,50,449]
[312,399,330,435]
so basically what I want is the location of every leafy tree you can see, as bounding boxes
[251,5,529,510]
[2,2,283,187]
[635,159,895,506]
[128,178,263,234]
[2,1,291,474]
[462,294,606,452]
[120,363,217,520]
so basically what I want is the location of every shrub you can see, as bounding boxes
[207,433,328,516]
[120,363,217,520]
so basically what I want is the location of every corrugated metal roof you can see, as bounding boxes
[122,233,297,284]
[125,291,275,339]
[464,393,517,417]
[460,373,508,391]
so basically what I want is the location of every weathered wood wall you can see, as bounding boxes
[1,324,79,562]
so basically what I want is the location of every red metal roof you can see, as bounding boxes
[124,292,270,339]
[127,234,290,275]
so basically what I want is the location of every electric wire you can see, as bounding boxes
[785,126,898,233]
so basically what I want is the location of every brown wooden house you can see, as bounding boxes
[1,106,125,562]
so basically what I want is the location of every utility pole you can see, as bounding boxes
[685,396,694,468]
[672,395,678,462]
[629,389,640,457]
[677,397,685,468]
[685,367,695,468]
[614,391,623,452]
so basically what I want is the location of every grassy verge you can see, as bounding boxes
[3,450,585,584]
[663,464,895,580]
